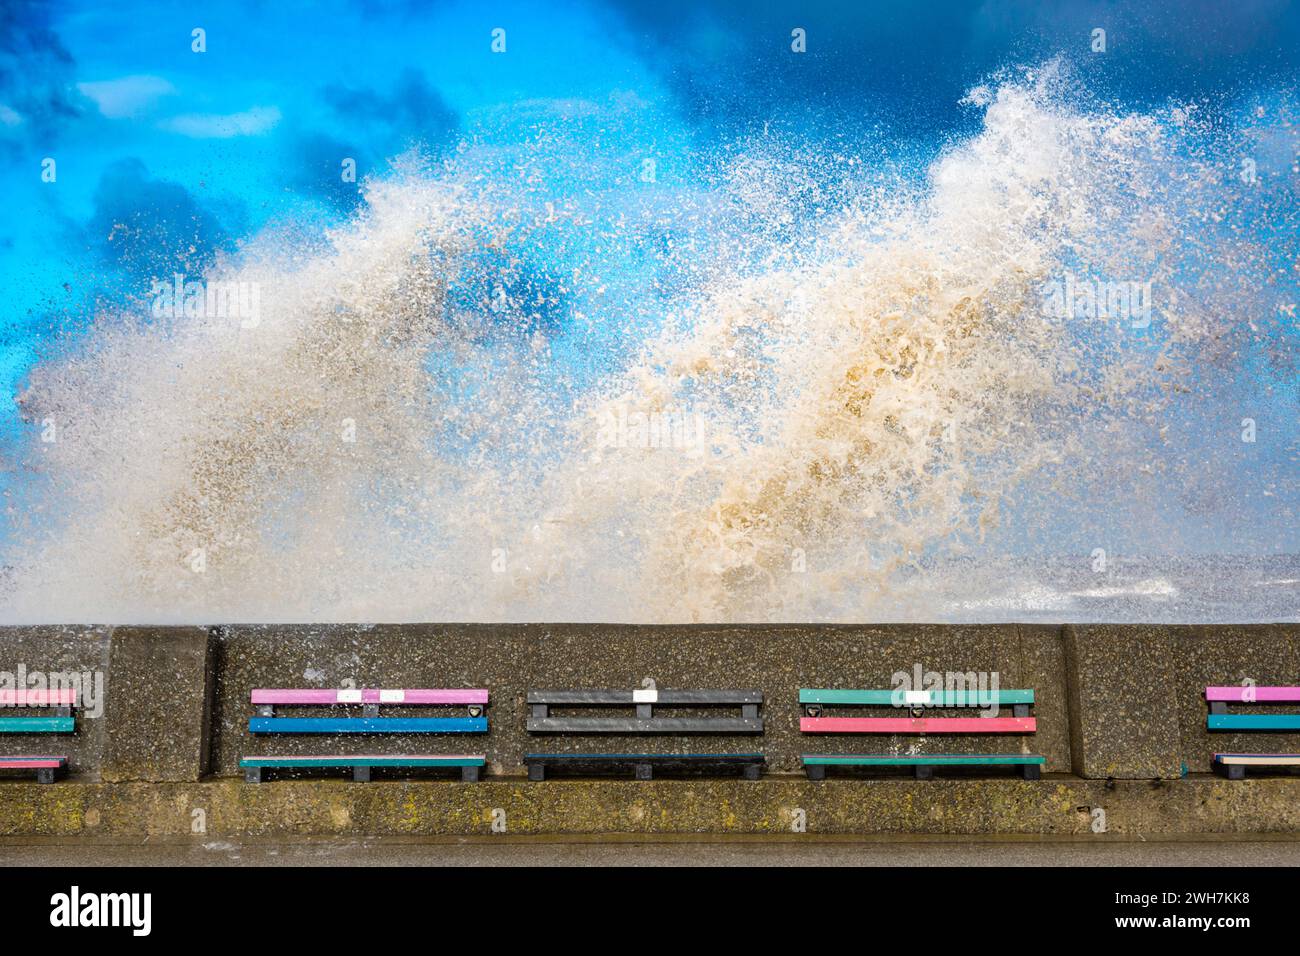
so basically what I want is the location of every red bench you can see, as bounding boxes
[0,689,77,783]
[799,687,1042,780]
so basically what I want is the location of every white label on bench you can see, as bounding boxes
[337,689,363,703]
[633,689,659,704]
[904,690,931,705]
[379,690,405,703]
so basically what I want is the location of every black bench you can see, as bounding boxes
[524,687,765,780]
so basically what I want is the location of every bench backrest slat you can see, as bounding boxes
[799,688,1033,706]
[251,689,488,705]
[1206,686,1300,703]
[0,689,77,707]
[527,689,761,705]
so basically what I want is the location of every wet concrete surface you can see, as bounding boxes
[3,838,1299,866]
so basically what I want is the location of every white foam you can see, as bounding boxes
[0,68,1280,624]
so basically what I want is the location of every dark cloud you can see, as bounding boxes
[0,0,86,152]
[86,158,229,279]
[599,0,1300,139]
[321,68,458,135]
[289,131,367,212]
[290,69,458,209]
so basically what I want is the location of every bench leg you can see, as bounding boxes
[1208,701,1227,715]
[352,766,372,783]
[914,765,934,781]
[634,763,653,781]
[743,763,761,781]
[1021,764,1041,781]
[806,764,827,781]
[460,765,481,782]
[1225,764,1246,781]
[244,767,263,784]
[362,704,380,718]
[36,768,55,784]
[1012,703,1030,718]
[636,703,654,719]
[527,764,545,782]
[55,705,72,718]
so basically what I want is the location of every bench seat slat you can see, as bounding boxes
[0,717,76,733]
[240,755,485,768]
[0,689,77,707]
[524,752,764,761]
[523,753,764,780]
[249,716,487,734]
[526,717,762,734]
[799,688,1034,706]
[0,756,68,768]
[1206,686,1300,703]
[802,753,1044,766]
[1213,753,1300,766]
[801,716,1035,734]
[526,689,761,705]
[1207,714,1300,731]
[250,689,488,705]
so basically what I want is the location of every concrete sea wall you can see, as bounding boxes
[1,623,1298,838]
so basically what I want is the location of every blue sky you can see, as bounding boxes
[1,0,1298,557]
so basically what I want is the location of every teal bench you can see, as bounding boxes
[799,686,1044,780]
[240,754,486,782]
[240,687,489,782]
[0,689,76,783]
[1207,685,1300,778]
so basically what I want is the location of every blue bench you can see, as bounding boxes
[241,687,489,782]
[0,689,76,783]
[1207,685,1300,779]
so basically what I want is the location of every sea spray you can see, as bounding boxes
[1,67,1293,623]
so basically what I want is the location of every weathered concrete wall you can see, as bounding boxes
[212,623,1070,777]
[2,623,1300,800]
[103,627,215,782]
[1064,624,1184,778]
[3,777,1300,839]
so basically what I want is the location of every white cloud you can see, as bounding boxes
[161,106,282,138]
[0,104,22,127]
[77,75,176,118]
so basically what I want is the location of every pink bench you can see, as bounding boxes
[0,689,77,783]
[0,689,77,709]
[242,687,489,782]
[1207,686,1300,778]
[251,689,488,707]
